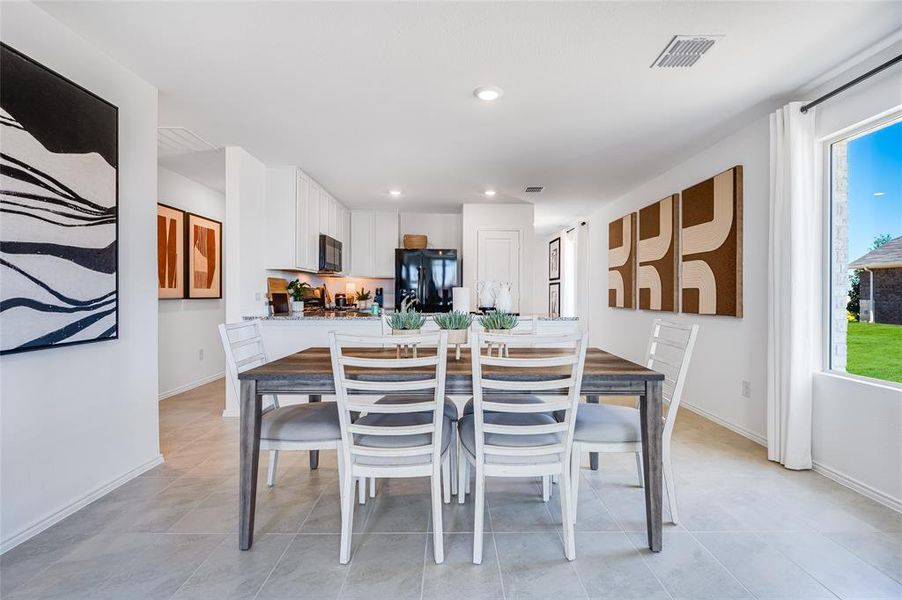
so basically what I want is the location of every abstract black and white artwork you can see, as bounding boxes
[1,44,118,355]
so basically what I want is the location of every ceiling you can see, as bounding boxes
[39,1,902,232]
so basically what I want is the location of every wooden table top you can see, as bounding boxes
[241,347,663,385]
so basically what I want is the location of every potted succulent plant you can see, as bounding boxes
[355,288,372,310]
[386,307,427,335]
[478,311,519,357]
[434,310,473,360]
[287,279,312,314]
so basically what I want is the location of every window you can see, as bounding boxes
[829,116,902,384]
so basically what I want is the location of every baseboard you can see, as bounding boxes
[159,372,224,401]
[222,408,239,418]
[681,401,768,447]
[0,454,164,555]
[812,461,902,514]
[681,402,901,514]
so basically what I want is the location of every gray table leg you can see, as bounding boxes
[586,395,599,470]
[239,379,262,550]
[639,380,663,552]
[308,394,321,469]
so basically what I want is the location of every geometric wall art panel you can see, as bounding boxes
[186,212,222,299]
[680,165,743,317]
[638,194,679,312]
[608,212,637,309]
[157,204,185,299]
[0,44,119,354]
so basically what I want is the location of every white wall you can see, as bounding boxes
[157,167,226,399]
[0,3,160,551]
[462,203,535,314]
[399,212,462,253]
[809,40,902,509]
[587,117,771,442]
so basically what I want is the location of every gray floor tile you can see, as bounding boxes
[694,532,833,599]
[494,532,588,600]
[300,485,373,534]
[423,533,504,600]
[765,531,902,598]
[340,533,427,600]
[0,531,93,597]
[173,533,293,599]
[256,534,350,600]
[626,530,752,599]
[826,531,902,584]
[573,532,669,600]
[91,533,224,600]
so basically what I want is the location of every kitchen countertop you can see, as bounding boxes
[244,313,579,322]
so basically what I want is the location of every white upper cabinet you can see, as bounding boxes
[349,210,398,278]
[265,167,347,273]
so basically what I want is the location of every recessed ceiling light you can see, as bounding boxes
[389,190,402,197]
[484,190,497,197]
[874,192,886,196]
[474,86,503,101]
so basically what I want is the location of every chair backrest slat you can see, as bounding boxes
[643,319,699,439]
[219,320,280,409]
[470,331,589,466]
[330,331,449,470]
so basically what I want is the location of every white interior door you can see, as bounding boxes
[477,229,520,312]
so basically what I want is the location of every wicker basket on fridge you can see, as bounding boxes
[403,234,428,249]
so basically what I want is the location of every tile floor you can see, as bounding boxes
[2,380,901,599]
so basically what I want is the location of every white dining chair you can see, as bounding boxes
[329,330,454,564]
[570,319,698,524]
[219,320,342,487]
[458,330,589,563]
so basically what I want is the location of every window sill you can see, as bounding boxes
[819,370,902,393]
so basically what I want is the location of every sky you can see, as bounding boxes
[847,118,902,261]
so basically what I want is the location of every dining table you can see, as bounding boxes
[237,346,665,552]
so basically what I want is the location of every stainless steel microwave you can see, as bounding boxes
[318,234,342,273]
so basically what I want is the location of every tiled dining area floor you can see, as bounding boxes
[3,379,901,600]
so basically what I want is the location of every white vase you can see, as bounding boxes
[494,283,513,313]
[291,300,304,314]
[478,281,495,309]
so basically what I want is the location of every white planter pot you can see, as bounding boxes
[446,328,468,345]
[291,300,304,314]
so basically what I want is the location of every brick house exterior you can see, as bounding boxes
[850,236,902,325]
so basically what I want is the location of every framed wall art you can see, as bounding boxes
[608,212,637,309]
[548,281,560,318]
[680,165,743,317]
[157,203,185,299]
[186,212,222,299]
[0,44,119,355]
[638,194,679,312]
[548,236,561,281]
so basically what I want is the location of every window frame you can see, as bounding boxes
[822,108,902,390]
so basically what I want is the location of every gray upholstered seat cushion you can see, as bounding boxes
[375,394,459,421]
[573,403,641,444]
[261,402,341,443]
[458,413,562,464]
[353,412,452,465]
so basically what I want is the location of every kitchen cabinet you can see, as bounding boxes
[265,166,347,273]
[349,210,398,278]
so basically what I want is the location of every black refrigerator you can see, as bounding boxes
[395,249,458,313]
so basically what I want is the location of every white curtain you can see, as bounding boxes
[767,102,821,470]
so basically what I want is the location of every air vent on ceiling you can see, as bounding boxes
[524,186,544,193]
[157,127,217,156]
[650,35,723,69]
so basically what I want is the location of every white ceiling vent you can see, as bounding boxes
[157,127,217,156]
[524,186,544,193]
[651,35,723,68]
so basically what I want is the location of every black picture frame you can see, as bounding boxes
[549,237,561,281]
[185,212,223,300]
[548,282,561,318]
[0,43,119,355]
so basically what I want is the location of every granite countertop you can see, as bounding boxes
[244,314,579,322]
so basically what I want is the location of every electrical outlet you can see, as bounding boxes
[741,380,751,399]
[198,348,204,361]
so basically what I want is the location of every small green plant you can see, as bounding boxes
[287,279,312,302]
[434,310,473,330]
[478,311,519,330]
[387,308,426,330]
[355,288,372,302]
